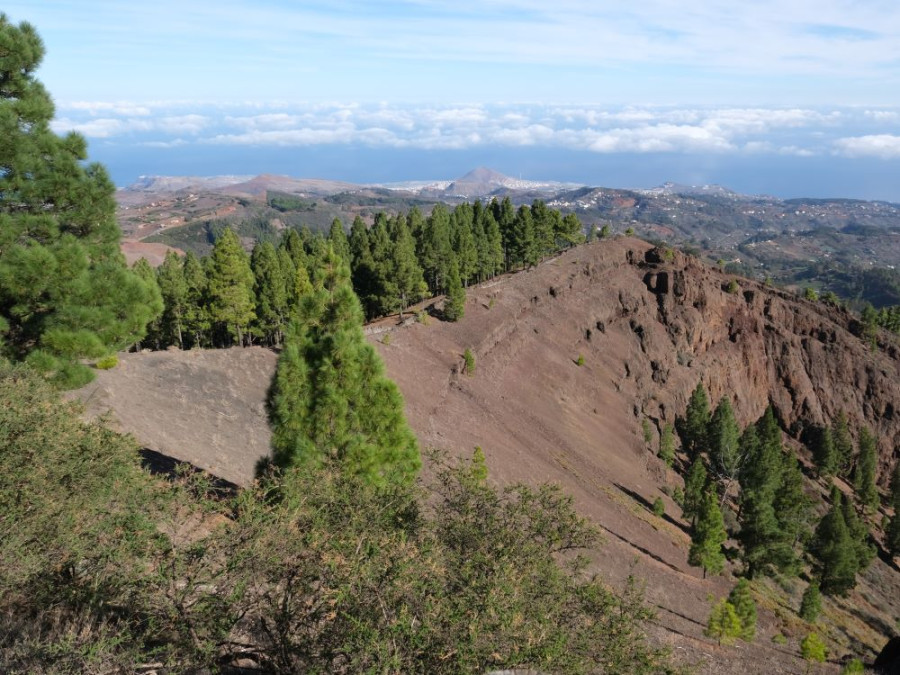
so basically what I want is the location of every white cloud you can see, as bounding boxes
[834,134,900,159]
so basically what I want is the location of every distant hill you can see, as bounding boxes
[117,169,900,306]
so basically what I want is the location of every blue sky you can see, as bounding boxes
[7,2,900,198]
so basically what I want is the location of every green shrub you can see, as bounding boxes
[841,659,864,674]
[726,279,740,294]
[652,497,665,517]
[381,333,391,345]
[641,418,654,445]
[801,632,827,664]
[772,633,787,645]
[625,227,635,236]
[575,354,585,367]
[416,310,430,325]
[94,354,119,370]
[463,348,476,375]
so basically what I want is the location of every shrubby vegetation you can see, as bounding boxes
[0,363,677,673]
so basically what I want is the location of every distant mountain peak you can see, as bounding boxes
[455,167,512,185]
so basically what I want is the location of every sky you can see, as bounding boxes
[7,1,900,199]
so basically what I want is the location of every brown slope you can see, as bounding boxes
[75,237,900,673]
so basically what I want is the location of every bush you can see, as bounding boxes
[652,497,665,517]
[641,418,654,445]
[94,354,119,370]
[772,633,787,645]
[801,632,827,664]
[0,366,675,674]
[463,348,475,375]
[841,659,864,674]
[576,354,585,366]
[726,279,740,294]
[416,310,430,325]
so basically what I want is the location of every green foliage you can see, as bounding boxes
[600,223,612,238]
[853,426,879,510]
[641,418,654,444]
[726,279,740,294]
[652,497,665,517]
[576,353,585,366]
[841,658,865,674]
[206,228,256,346]
[463,347,476,375]
[800,632,827,664]
[803,287,819,301]
[0,364,676,673]
[0,363,172,671]
[727,579,757,641]
[708,396,742,487]
[689,484,727,576]
[443,257,466,322]
[682,457,708,524]
[658,424,676,466]
[887,463,900,556]
[832,412,854,478]
[268,247,420,488]
[0,17,160,386]
[625,227,635,236]
[772,633,788,645]
[250,240,289,346]
[799,581,822,622]
[679,381,711,459]
[705,598,742,646]
[94,354,118,370]
[810,487,859,596]
[809,424,837,477]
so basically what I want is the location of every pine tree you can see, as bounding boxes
[840,493,875,573]
[390,214,426,318]
[206,228,256,347]
[156,250,188,348]
[530,199,555,259]
[738,422,791,577]
[512,205,538,268]
[887,463,900,557]
[443,257,466,322]
[367,213,398,318]
[452,206,478,287]
[419,204,454,293]
[727,579,757,641]
[348,216,377,318]
[492,196,516,269]
[772,454,811,573]
[268,246,420,488]
[689,484,727,577]
[705,598,742,646]
[799,581,822,622]
[251,241,289,346]
[708,397,742,498]
[682,457,708,524]
[131,258,164,350]
[853,426,879,510]
[832,412,853,478]
[328,217,351,265]
[181,251,209,348]
[811,487,858,596]
[481,207,504,279]
[0,17,161,386]
[658,424,676,467]
[680,381,711,459]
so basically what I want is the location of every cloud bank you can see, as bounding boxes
[50,102,900,160]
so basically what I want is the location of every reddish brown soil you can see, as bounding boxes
[76,238,900,674]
